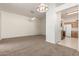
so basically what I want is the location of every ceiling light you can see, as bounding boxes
[31,17,37,21]
[36,3,48,13]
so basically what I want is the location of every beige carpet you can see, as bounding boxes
[0,35,79,56]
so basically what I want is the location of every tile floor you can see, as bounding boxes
[58,37,78,49]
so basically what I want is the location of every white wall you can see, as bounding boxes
[1,11,41,38]
[46,4,57,43]
[40,18,46,35]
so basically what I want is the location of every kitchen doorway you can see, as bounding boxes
[57,6,78,50]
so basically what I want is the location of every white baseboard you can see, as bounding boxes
[46,40,56,44]
[1,34,42,39]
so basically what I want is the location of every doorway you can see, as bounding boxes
[57,6,78,50]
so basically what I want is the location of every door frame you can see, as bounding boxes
[55,4,79,51]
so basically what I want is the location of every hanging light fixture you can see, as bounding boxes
[36,3,48,13]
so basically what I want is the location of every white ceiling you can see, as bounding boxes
[0,3,63,19]
[0,3,46,19]
[55,3,64,7]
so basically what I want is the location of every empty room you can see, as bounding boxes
[0,3,46,55]
[0,3,79,56]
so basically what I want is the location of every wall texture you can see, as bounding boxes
[1,11,41,38]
